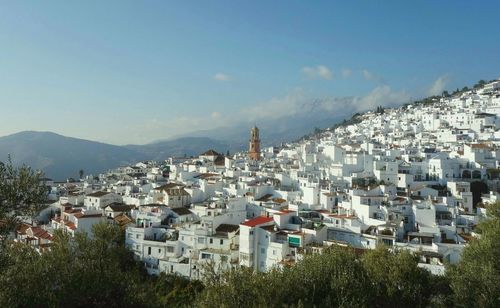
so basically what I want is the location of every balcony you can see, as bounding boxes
[380,229,394,236]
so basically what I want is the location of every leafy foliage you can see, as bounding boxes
[0,156,48,235]
[0,224,201,308]
[447,201,500,308]
[196,246,446,308]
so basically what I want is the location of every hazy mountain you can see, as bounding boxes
[124,137,235,161]
[0,131,237,181]
[0,99,355,180]
[0,131,141,181]
[171,98,353,146]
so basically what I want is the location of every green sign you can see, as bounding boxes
[288,236,301,246]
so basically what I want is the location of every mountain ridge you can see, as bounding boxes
[0,132,234,181]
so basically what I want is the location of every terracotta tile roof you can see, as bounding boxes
[65,222,76,230]
[30,227,53,240]
[256,194,273,202]
[114,214,132,226]
[16,223,30,235]
[200,149,220,156]
[241,216,274,227]
[105,203,131,212]
[214,155,225,166]
[171,207,193,216]
[64,208,82,214]
[87,191,111,198]
[468,143,491,150]
[215,224,240,233]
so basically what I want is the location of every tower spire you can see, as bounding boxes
[248,126,261,160]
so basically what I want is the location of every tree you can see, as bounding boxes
[79,169,84,179]
[154,273,204,307]
[0,156,48,234]
[0,223,157,307]
[447,201,500,307]
[197,247,371,307]
[474,80,487,89]
[442,90,450,97]
[361,247,447,307]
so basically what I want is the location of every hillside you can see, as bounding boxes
[0,131,141,180]
[0,132,233,180]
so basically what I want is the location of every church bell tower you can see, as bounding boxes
[248,126,261,160]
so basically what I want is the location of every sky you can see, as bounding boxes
[0,0,499,145]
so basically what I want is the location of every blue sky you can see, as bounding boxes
[0,0,498,144]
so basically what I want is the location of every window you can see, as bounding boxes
[249,231,254,235]
[201,253,211,259]
[136,234,140,239]
[382,239,393,246]
[209,238,213,244]
[198,237,205,244]
[148,247,151,255]
[220,239,224,245]
[273,249,276,255]
[167,246,174,253]
[158,249,161,253]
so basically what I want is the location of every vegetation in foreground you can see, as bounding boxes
[0,161,499,307]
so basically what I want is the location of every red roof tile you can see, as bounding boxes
[241,216,274,227]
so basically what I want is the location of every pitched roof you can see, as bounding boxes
[214,155,225,166]
[255,194,273,202]
[106,203,131,212]
[201,149,220,156]
[241,216,274,227]
[114,214,133,226]
[171,207,193,216]
[74,213,103,219]
[29,227,53,240]
[215,224,240,233]
[87,191,111,198]
[164,187,190,196]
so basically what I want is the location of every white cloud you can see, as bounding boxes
[242,89,307,121]
[242,85,410,120]
[352,85,410,112]
[213,73,231,81]
[302,65,333,80]
[132,85,410,143]
[341,68,352,78]
[361,69,385,84]
[427,75,450,96]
